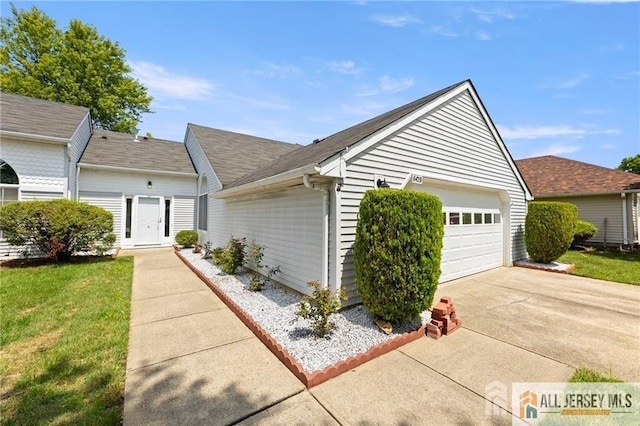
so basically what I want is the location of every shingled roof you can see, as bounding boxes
[227,80,469,189]
[187,124,301,187]
[80,130,196,175]
[0,92,89,140]
[515,155,640,196]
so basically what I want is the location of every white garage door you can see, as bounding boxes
[408,183,504,282]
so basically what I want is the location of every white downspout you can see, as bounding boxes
[621,193,628,245]
[196,174,203,231]
[304,174,329,288]
[75,164,81,200]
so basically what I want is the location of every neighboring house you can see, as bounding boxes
[190,80,532,304]
[0,92,198,256]
[77,130,198,248]
[516,155,640,246]
[1,81,532,305]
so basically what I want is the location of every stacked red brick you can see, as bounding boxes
[426,296,462,339]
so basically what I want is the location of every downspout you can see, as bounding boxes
[621,193,628,246]
[75,164,81,200]
[303,174,329,288]
[196,174,203,231]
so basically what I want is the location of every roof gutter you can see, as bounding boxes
[77,163,198,177]
[535,189,640,198]
[0,130,70,145]
[214,163,321,199]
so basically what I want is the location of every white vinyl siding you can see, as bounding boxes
[79,191,123,246]
[79,169,196,196]
[0,138,67,194]
[174,196,196,237]
[20,191,64,200]
[544,194,632,245]
[338,91,527,303]
[68,114,92,198]
[222,187,323,295]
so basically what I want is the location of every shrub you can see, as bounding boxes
[354,189,444,323]
[175,230,198,247]
[293,280,347,337]
[573,219,598,246]
[219,236,247,275]
[211,247,225,264]
[525,201,578,263]
[0,199,114,261]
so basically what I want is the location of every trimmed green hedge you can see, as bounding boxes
[0,199,114,261]
[354,189,443,323]
[175,230,198,247]
[573,219,598,245]
[525,201,578,263]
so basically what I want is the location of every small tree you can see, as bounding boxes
[294,281,347,338]
[525,202,578,263]
[354,189,443,323]
[0,199,114,261]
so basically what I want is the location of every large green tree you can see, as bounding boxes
[0,5,152,134]
[617,154,640,174]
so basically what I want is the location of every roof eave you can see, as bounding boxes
[214,163,321,199]
[77,162,198,177]
[0,130,70,145]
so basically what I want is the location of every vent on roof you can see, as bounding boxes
[143,136,149,140]
[133,135,140,142]
[101,135,107,139]
[313,137,324,144]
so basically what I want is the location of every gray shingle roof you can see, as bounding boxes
[227,80,469,188]
[0,92,89,139]
[187,124,301,187]
[80,130,196,174]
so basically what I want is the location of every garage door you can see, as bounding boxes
[408,183,504,282]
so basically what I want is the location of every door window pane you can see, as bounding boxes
[474,213,483,224]
[449,212,460,225]
[462,213,472,225]
[493,213,501,224]
[125,198,133,238]
[484,213,493,224]
[164,200,171,237]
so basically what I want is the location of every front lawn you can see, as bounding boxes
[0,256,133,425]
[559,249,640,285]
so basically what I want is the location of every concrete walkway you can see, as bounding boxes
[123,248,638,425]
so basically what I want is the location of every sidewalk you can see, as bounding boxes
[123,248,574,425]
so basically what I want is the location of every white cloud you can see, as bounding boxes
[600,43,624,52]
[497,124,620,140]
[578,108,613,115]
[370,14,421,28]
[249,62,300,78]
[475,31,493,41]
[341,100,388,117]
[470,7,515,23]
[535,73,590,90]
[531,143,580,157]
[224,93,290,111]
[328,60,363,76]
[571,0,639,3]
[613,71,640,80]
[431,25,459,37]
[130,61,214,100]
[600,142,614,149]
[358,75,415,96]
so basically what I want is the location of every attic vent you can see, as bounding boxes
[143,136,149,140]
[133,135,140,143]
[313,138,321,144]
[101,135,107,139]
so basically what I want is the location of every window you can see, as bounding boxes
[484,213,493,224]
[164,199,171,237]
[198,194,208,231]
[125,198,133,238]
[474,213,483,224]
[1,160,19,185]
[462,213,472,225]
[493,213,501,224]
[449,212,460,225]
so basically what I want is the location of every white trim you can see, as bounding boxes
[214,163,320,199]
[332,179,343,293]
[77,163,198,177]
[536,190,640,198]
[0,130,70,145]
[622,193,628,245]
[399,170,510,194]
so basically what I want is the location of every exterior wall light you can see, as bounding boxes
[376,178,390,189]
[147,181,153,189]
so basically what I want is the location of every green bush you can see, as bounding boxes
[218,236,247,275]
[525,202,578,263]
[175,230,198,247]
[294,280,347,337]
[0,199,114,261]
[573,219,598,246]
[354,189,444,323]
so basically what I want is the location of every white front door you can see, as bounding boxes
[136,197,161,245]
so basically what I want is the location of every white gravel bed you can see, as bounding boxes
[180,249,425,373]
[515,258,574,272]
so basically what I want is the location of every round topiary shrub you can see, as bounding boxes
[354,189,444,323]
[175,230,198,247]
[525,201,578,264]
[573,219,598,246]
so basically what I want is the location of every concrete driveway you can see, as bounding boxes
[124,250,639,425]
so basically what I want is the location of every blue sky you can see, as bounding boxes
[5,1,639,168]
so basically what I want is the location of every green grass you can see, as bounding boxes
[558,249,640,285]
[569,367,622,383]
[0,256,133,425]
